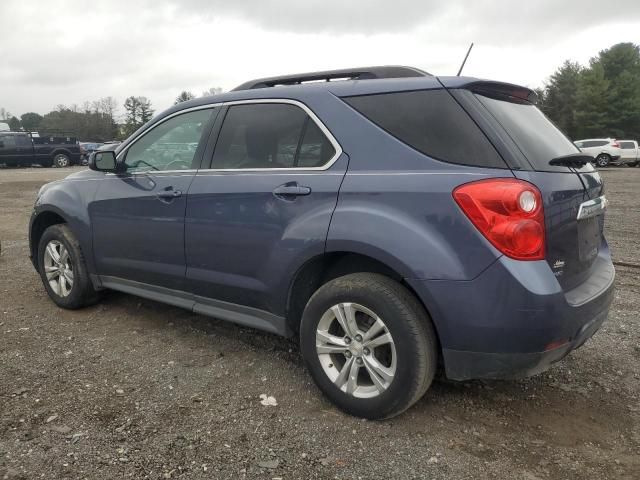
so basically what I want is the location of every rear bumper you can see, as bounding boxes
[441,304,607,380]
[408,245,615,381]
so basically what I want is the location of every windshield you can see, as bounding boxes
[475,93,594,172]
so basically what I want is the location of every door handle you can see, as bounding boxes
[156,189,182,199]
[273,183,312,197]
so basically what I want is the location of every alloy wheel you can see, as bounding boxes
[54,154,70,168]
[596,155,609,167]
[316,302,397,398]
[43,240,74,297]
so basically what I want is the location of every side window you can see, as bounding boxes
[211,103,336,169]
[344,90,506,168]
[0,135,16,148]
[16,135,32,147]
[124,108,213,172]
[574,141,583,148]
[619,141,634,149]
[595,141,609,147]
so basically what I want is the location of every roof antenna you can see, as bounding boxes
[456,42,474,76]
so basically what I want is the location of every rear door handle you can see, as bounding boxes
[273,183,312,197]
[156,189,182,199]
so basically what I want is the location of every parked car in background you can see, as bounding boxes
[0,132,81,167]
[29,66,614,419]
[79,142,104,163]
[574,138,622,167]
[618,140,639,167]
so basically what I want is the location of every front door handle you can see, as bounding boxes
[273,183,312,197]
[156,189,182,199]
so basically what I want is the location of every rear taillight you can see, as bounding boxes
[453,178,545,260]
[611,141,620,148]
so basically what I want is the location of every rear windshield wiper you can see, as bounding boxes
[549,153,592,168]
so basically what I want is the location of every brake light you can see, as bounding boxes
[611,141,620,148]
[453,179,545,260]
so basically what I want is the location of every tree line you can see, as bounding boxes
[1,87,222,142]
[536,42,640,140]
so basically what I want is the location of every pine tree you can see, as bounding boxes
[174,91,196,105]
[540,61,582,138]
[574,64,610,139]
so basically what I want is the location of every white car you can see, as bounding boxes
[618,140,639,167]
[574,138,622,167]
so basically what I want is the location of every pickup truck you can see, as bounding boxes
[0,132,81,168]
[619,140,639,167]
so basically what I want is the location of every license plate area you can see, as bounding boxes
[577,215,601,262]
[576,195,607,263]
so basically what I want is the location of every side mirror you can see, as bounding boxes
[90,151,118,172]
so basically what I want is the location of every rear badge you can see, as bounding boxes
[552,259,565,277]
[577,195,608,220]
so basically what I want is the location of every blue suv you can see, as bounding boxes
[30,66,615,418]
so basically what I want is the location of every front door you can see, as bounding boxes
[185,101,346,317]
[90,107,217,291]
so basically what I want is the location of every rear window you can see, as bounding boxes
[343,89,506,169]
[475,94,593,172]
[620,141,635,149]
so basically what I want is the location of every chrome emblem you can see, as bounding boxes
[577,195,607,221]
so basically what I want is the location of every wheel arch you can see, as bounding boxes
[285,251,443,356]
[51,148,73,157]
[29,209,69,268]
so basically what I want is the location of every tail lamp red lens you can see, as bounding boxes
[453,179,545,260]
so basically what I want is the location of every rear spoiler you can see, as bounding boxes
[438,77,537,104]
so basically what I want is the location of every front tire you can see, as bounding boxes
[300,273,438,419]
[37,224,99,309]
[595,154,610,168]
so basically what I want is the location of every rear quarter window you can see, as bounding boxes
[474,93,594,172]
[343,89,507,169]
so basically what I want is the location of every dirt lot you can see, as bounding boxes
[1,166,639,479]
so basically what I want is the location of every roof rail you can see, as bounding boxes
[232,65,431,91]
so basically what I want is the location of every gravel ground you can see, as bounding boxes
[0,166,638,479]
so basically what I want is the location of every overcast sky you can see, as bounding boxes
[1,0,639,119]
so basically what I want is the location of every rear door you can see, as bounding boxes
[464,89,606,291]
[15,134,35,165]
[185,100,346,317]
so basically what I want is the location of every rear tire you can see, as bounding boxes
[37,224,100,309]
[300,273,438,419]
[53,153,70,168]
[595,154,610,168]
